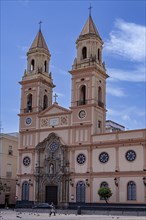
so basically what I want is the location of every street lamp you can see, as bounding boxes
[16,179,20,186]
[0,180,7,194]
[114,178,119,187]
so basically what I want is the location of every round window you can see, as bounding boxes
[50,142,58,152]
[23,156,31,166]
[125,150,136,162]
[78,110,86,119]
[99,152,109,163]
[25,117,32,125]
[77,154,86,165]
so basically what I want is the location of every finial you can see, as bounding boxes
[88,4,93,17]
[54,93,58,104]
[38,21,42,31]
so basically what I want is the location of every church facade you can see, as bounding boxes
[16,14,146,207]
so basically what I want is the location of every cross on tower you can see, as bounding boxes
[38,21,42,31]
[88,4,93,16]
[54,93,58,103]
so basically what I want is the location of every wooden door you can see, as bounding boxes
[45,186,58,205]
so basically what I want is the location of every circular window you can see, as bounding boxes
[78,110,86,119]
[50,142,58,152]
[77,154,86,165]
[125,150,136,162]
[99,152,109,163]
[25,117,32,125]
[23,156,31,166]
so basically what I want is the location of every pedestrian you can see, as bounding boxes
[49,202,56,217]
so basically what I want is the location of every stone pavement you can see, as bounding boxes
[0,209,146,220]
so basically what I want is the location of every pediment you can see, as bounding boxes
[39,103,71,117]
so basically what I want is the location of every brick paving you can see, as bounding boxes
[0,209,146,220]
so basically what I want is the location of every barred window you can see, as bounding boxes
[76,181,86,203]
[127,181,136,200]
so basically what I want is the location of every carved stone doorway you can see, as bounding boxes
[45,186,58,205]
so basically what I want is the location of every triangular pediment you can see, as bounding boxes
[39,103,71,117]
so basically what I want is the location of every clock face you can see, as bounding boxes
[25,117,32,125]
[125,150,136,162]
[99,152,109,163]
[50,142,58,152]
[78,110,86,119]
[23,156,31,166]
[77,154,86,165]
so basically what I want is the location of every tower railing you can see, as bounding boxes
[24,108,33,113]
[77,100,87,106]
[98,101,104,108]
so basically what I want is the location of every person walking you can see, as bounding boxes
[49,202,56,217]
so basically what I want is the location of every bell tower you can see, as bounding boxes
[20,26,55,116]
[69,14,108,134]
[17,26,55,206]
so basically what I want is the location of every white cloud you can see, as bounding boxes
[107,106,146,121]
[107,84,125,97]
[104,19,146,62]
[107,65,145,82]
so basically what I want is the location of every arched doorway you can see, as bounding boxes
[22,181,29,201]
[76,181,86,203]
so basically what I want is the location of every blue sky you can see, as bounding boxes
[0,0,146,133]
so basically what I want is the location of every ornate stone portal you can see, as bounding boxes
[35,133,69,207]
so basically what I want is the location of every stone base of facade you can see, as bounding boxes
[69,202,146,212]
[15,200,34,208]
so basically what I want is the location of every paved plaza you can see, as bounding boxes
[0,209,146,220]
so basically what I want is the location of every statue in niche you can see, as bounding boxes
[49,163,54,174]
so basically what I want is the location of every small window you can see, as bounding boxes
[98,120,102,133]
[6,172,12,177]
[79,85,86,105]
[30,59,35,71]
[98,48,101,62]
[43,95,48,110]
[82,47,87,59]
[44,60,47,72]
[8,150,13,155]
[27,94,32,111]
[98,120,101,128]
[98,86,104,108]
[8,146,13,155]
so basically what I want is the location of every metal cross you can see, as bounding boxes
[39,21,42,31]
[88,4,93,16]
[54,93,58,103]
